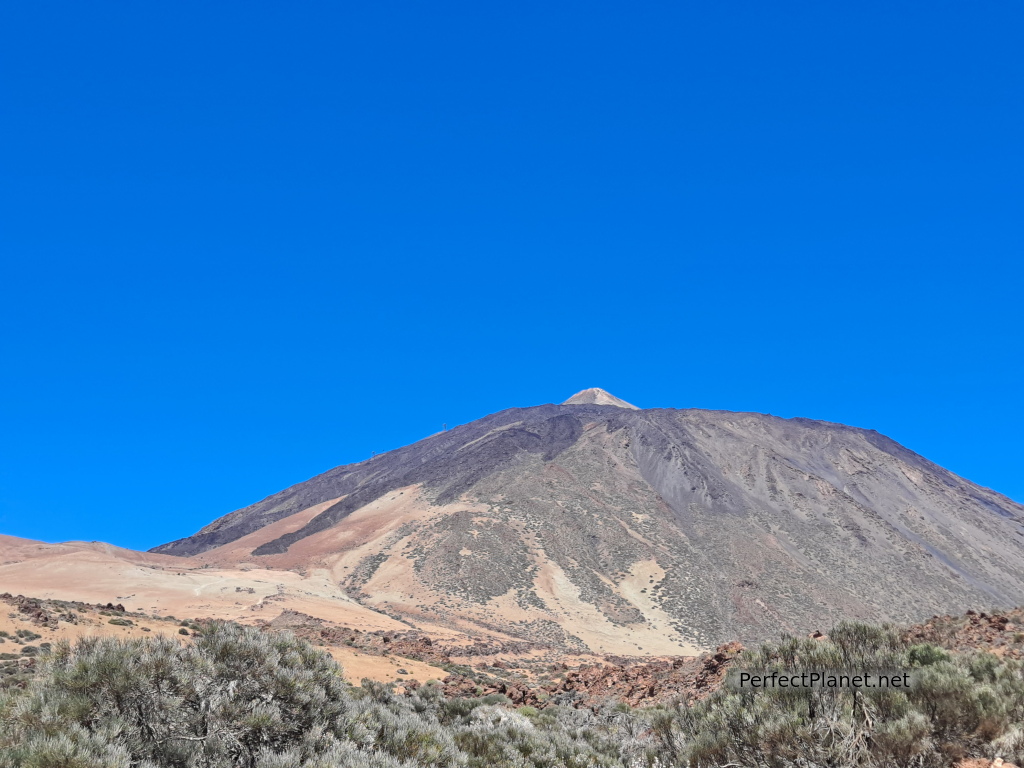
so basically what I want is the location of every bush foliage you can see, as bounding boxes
[1,620,1022,767]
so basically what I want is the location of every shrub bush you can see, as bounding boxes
[656,622,1024,768]
[0,623,645,768]
[2,618,1022,767]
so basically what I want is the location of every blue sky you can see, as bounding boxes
[1,2,1021,551]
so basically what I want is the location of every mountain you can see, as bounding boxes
[152,389,1024,651]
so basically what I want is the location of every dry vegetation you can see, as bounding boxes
[3,608,1023,767]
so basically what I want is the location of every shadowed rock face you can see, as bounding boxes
[153,395,1024,647]
[155,404,596,557]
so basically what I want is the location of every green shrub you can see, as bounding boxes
[3,625,641,767]
[0,622,352,768]
[657,622,1024,768]
[907,642,950,667]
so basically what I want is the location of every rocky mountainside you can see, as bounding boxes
[153,389,1024,650]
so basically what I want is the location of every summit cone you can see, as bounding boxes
[562,388,639,409]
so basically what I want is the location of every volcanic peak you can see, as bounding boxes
[562,388,638,409]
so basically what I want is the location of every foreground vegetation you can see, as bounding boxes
[1,620,1022,767]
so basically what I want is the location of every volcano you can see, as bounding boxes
[152,390,1024,651]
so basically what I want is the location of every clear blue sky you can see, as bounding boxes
[1,2,1021,551]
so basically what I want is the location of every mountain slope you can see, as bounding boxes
[153,390,1024,649]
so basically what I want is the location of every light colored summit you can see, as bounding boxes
[562,388,639,409]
